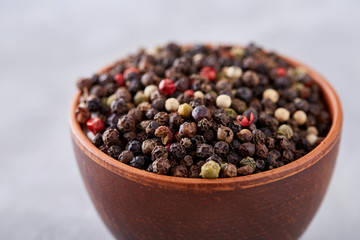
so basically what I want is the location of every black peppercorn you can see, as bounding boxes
[206,155,222,165]
[252,129,266,145]
[274,77,291,89]
[169,143,186,160]
[203,130,215,144]
[221,163,237,178]
[197,118,213,132]
[123,131,137,142]
[188,165,201,178]
[145,121,159,135]
[128,108,143,124]
[142,139,157,155]
[118,150,134,164]
[180,138,192,149]
[127,140,142,154]
[152,98,166,111]
[169,112,184,130]
[180,155,193,167]
[171,165,188,177]
[107,145,122,159]
[154,112,169,125]
[86,95,103,112]
[256,143,268,159]
[152,157,171,175]
[239,142,255,157]
[110,98,128,114]
[192,105,211,122]
[130,155,148,169]
[226,151,240,164]
[76,107,90,124]
[179,122,197,138]
[196,144,215,159]
[117,115,136,132]
[214,141,230,157]
[237,129,252,142]
[92,133,104,147]
[282,149,294,162]
[213,108,230,126]
[145,108,159,120]
[141,72,157,86]
[151,145,168,161]
[102,128,120,147]
[217,125,234,143]
[77,77,93,91]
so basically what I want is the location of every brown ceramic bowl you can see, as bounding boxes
[70,53,342,240]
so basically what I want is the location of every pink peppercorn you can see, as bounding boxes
[123,67,139,78]
[276,67,286,77]
[184,89,194,97]
[86,117,105,134]
[114,73,125,86]
[200,66,217,81]
[159,79,176,96]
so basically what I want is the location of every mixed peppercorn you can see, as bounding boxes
[75,43,331,179]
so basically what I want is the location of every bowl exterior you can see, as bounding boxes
[72,136,340,240]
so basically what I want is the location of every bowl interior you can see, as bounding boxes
[70,53,343,191]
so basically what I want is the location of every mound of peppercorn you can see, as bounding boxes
[75,43,331,179]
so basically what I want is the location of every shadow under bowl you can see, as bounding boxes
[70,54,342,240]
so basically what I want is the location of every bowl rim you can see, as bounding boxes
[69,49,343,191]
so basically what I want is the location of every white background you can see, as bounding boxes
[1,0,359,239]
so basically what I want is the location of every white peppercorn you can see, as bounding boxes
[216,94,232,108]
[307,126,319,136]
[274,107,290,122]
[262,88,279,103]
[225,66,242,79]
[306,134,318,145]
[165,98,180,112]
[144,85,158,97]
[293,110,307,125]
[194,91,205,99]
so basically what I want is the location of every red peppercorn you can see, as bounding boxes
[114,73,125,86]
[276,67,286,77]
[123,67,139,78]
[86,117,105,134]
[184,89,194,98]
[237,112,254,127]
[159,79,176,96]
[200,66,217,81]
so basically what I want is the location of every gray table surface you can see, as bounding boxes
[1,0,359,239]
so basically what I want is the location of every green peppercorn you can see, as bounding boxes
[106,93,117,107]
[277,124,293,139]
[239,156,256,170]
[224,108,237,117]
[178,103,193,119]
[230,47,245,57]
[199,160,221,179]
[134,91,149,105]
